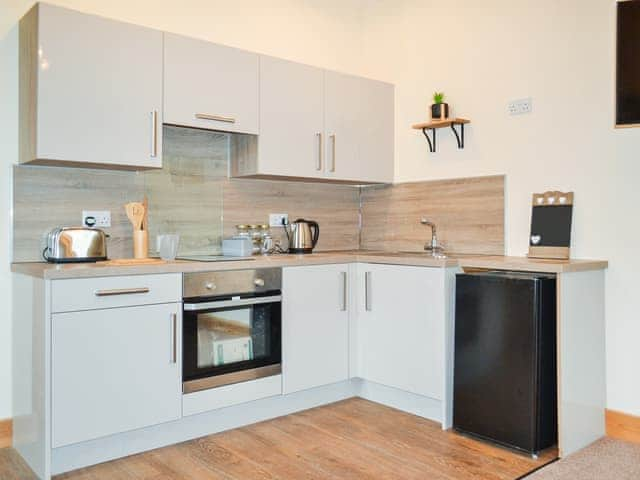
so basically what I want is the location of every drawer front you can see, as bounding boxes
[52,274,182,312]
[182,375,282,417]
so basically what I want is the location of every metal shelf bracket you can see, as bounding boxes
[413,118,469,153]
[421,128,436,153]
[450,122,465,149]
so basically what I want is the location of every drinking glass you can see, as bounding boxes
[157,234,180,260]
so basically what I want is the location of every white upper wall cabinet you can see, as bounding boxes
[323,71,361,181]
[164,33,259,135]
[232,56,395,184]
[19,3,163,169]
[356,78,395,183]
[18,4,393,180]
[256,55,326,180]
[324,72,394,184]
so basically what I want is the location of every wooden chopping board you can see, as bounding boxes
[97,258,168,266]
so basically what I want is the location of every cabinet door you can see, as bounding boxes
[356,79,394,183]
[324,71,361,181]
[258,56,325,179]
[164,33,259,134]
[356,264,444,399]
[52,303,181,447]
[282,265,350,394]
[324,73,394,183]
[32,4,163,168]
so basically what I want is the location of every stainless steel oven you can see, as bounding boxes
[182,268,282,394]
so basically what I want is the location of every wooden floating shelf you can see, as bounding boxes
[411,118,470,130]
[412,118,470,153]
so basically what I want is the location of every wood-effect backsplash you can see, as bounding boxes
[12,126,360,261]
[144,126,227,256]
[360,175,505,255]
[12,126,504,261]
[13,166,144,262]
[223,179,360,252]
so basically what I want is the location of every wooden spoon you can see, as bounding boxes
[125,202,146,231]
[142,196,149,231]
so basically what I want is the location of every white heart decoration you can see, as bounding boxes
[531,235,541,245]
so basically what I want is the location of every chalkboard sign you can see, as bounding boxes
[617,0,640,126]
[528,191,574,260]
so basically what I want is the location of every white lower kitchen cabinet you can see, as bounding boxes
[355,264,447,400]
[282,265,351,394]
[52,297,182,447]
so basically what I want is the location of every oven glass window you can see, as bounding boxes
[196,305,272,369]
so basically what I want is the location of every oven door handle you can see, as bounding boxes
[183,295,282,311]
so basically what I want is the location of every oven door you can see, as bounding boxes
[182,292,282,393]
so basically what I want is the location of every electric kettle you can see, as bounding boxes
[286,219,320,254]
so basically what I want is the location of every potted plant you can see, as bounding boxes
[431,92,449,121]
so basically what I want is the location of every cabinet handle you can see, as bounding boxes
[195,113,236,124]
[341,271,348,312]
[365,272,372,311]
[171,313,177,364]
[316,132,323,171]
[95,287,150,297]
[330,134,336,173]
[150,110,158,158]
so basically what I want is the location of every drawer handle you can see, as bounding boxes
[195,113,236,124]
[95,288,150,297]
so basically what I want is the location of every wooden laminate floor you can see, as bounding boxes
[0,398,556,480]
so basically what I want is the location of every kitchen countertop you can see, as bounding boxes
[11,251,608,280]
[456,255,609,273]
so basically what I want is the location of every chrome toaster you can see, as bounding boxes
[43,227,108,263]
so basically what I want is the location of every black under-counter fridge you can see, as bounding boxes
[453,271,557,455]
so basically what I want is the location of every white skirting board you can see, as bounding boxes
[52,379,442,475]
[355,378,442,424]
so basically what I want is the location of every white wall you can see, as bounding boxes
[0,0,367,74]
[0,0,367,420]
[360,0,640,416]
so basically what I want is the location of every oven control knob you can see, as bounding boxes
[254,278,265,287]
[205,282,216,291]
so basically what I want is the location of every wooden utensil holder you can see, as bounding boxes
[133,230,149,259]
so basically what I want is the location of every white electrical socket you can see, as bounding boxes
[508,97,533,115]
[82,210,111,228]
[269,213,289,227]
